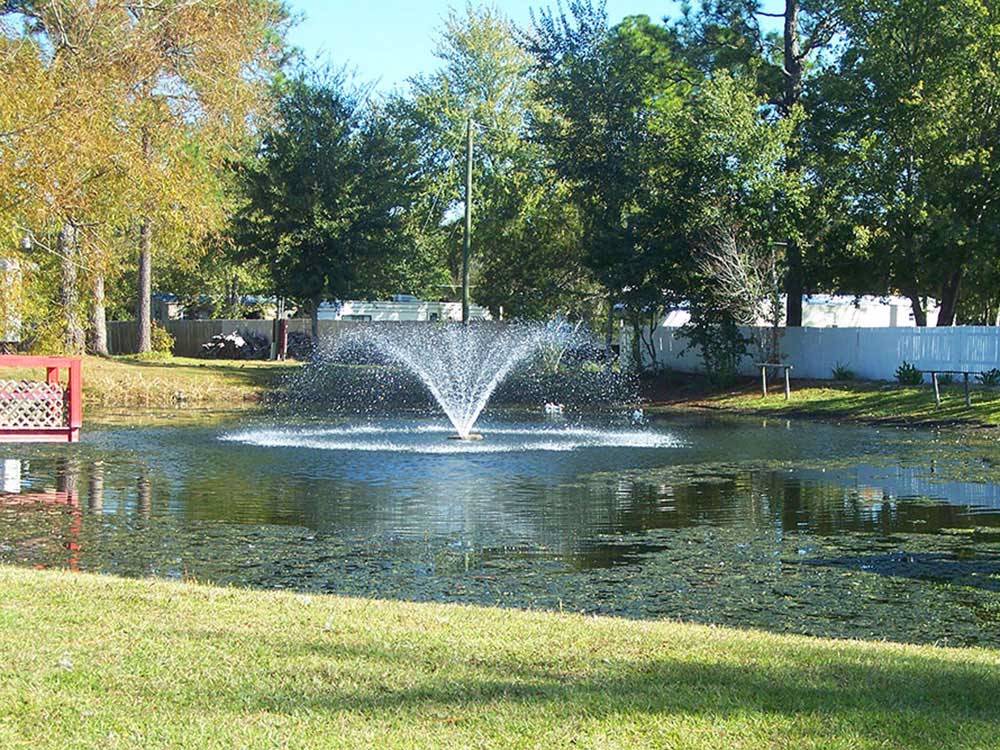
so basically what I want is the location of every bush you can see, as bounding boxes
[679,307,748,388]
[134,322,175,360]
[977,368,1000,386]
[895,361,923,385]
[151,322,174,354]
[938,373,955,386]
[831,362,856,381]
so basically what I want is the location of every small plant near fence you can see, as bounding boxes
[831,362,856,381]
[136,322,175,361]
[938,373,955,386]
[895,361,923,385]
[977,368,1000,387]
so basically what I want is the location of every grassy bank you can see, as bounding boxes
[650,377,1000,427]
[9,356,300,409]
[0,568,998,749]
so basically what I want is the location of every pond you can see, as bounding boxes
[2,411,999,647]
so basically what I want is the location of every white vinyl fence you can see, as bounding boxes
[634,325,1000,381]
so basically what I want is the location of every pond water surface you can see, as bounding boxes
[2,411,999,647]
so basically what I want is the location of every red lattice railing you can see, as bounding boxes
[0,380,66,428]
[0,357,81,443]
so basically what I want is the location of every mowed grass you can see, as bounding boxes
[692,381,1000,426]
[0,568,998,749]
[4,355,300,408]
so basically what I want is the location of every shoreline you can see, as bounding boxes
[641,375,1000,429]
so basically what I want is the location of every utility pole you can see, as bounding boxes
[462,116,473,324]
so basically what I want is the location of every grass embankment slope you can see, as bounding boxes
[1,568,998,749]
[658,378,1000,427]
[9,355,300,408]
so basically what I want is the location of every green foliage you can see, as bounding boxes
[831,362,856,381]
[398,5,597,319]
[232,69,428,313]
[150,322,175,356]
[977,369,1000,387]
[895,361,923,386]
[679,303,748,387]
[525,6,692,328]
[805,0,1000,324]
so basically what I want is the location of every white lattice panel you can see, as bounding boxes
[0,380,66,428]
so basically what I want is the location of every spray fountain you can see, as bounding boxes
[335,323,562,440]
[223,321,679,454]
[356,324,557,440]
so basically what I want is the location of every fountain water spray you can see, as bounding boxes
[337,323,561,439]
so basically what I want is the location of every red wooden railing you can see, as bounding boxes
[0,356,82,443]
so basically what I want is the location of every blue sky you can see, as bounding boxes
[286,1,683,91]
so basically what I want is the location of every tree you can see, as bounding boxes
[675,0,841,325]
[1,1,286,353]
[810,0,1000,325]
[400,4,596,320]
[233,71,424,339]
[1,3,139,353]
[114,0,287,352]
[525,3,692,362]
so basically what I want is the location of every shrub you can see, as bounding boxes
[977,368,1000,386]
[135,322,175,360]
[895,361,923,385]
[679,306,748,388]
[151,322,174,354]
[831,362,856,381]
[938,373,955,386]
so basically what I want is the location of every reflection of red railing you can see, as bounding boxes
[0,488,82,570]
[0,357,82,443]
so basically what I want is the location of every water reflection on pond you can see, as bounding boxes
[2,412,999,647]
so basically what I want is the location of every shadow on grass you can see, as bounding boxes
[172,628,1000,746]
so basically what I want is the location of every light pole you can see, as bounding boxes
[462,116,473,324]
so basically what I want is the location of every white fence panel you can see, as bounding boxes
[636,325,1000,381]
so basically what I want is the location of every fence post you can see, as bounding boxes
[68,358,82,441]
[932,372,941,407]
[784,366,791,401]
[761,365,768,398]
[964,372,971,407]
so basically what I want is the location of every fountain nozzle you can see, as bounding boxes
[448,434,485,441]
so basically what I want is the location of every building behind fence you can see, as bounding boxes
[631,325,1000,381]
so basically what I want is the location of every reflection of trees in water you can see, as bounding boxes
[88,461,104,512]
[7,446,1000,580]
[0,454,168,572]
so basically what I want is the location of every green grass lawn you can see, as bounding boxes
[5,355,301,409]
[0,568,998,749]
[675,380,1000,427]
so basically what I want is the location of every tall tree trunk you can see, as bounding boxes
[59,221,84,353]
[137,221,152,353]
[781,0,805,327]
[604,296,615,360]
[906,290,928,327]
[936,268,963,326]
[88,274,109,356]
[785,240,803,327]
[630,313,642,372]
[137,126,153,354]
[310,295,321,343]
